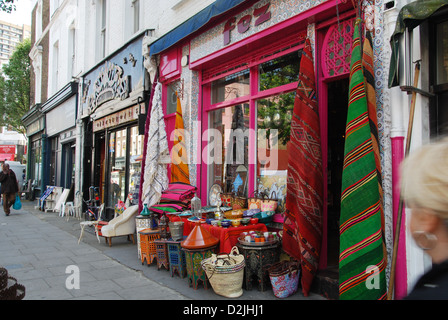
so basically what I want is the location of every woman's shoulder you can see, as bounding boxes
[405,261,448,300]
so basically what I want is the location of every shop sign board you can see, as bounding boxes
[93,104,144,132]
[81,36,144,117]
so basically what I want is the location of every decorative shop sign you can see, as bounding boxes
[223,2,271,45]
[93,105,144,132]
[85,61,131,114]
[81,36,145,117]
[0,145,15,155]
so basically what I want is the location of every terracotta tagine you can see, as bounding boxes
[181,221,219,249]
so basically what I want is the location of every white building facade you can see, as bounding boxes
[24,0,448,299]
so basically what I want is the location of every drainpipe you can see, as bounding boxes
[384,0,408,300]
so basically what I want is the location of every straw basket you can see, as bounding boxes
[201,246,245,298]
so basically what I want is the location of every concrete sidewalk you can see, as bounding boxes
[0,200,325,301]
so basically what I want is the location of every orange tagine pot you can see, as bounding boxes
[181,221,219,249]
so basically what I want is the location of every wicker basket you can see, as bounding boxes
[201,246,245,298]
[224,209,244,220]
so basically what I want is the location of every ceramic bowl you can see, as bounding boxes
[221,220,231,228]
[240,217,250,226]
[250,217,259,224]
[211,220,219,227]
[231,219,241,227]
[206,218,214,224]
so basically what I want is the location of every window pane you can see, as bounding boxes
[166,81,179,114]
[208,104,249,197]
[128,126,143,205]
[211,69,250,104]
[259,51,301,91]
[256,92,295,212]
[436,20,448,85]
[108,128,126,207]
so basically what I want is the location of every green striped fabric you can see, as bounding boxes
[338,19,387,300]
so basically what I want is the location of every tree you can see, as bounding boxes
[0,0,15,13]
[0,38,31,135]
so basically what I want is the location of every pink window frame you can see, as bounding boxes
[199,44,303,206]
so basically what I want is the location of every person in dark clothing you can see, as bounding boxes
[0,163,19,216]
[400,138,448,299]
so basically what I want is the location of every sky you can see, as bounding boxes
[0,0,34,26]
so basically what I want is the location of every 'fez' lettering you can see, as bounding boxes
[223,2,271,45]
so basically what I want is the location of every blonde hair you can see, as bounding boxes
[400,138,448,218]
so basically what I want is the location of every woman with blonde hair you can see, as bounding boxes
[400,138,448,299]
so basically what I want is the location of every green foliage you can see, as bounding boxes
[0,0,15,13]
[0,38,31,135]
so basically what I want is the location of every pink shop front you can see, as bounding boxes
[136,0,372,299]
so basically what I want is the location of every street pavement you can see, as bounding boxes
[0,199,325,302]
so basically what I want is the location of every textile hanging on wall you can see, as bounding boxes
[282,37,323,297]
[170,94,190,184]
[141,82,170,208]
[339,20,387,300]
[138,75,159,213]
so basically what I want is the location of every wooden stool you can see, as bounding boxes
[139,228,160,266]
[182,245,217,290]
[154,239,169,271]
[236,242,280,291]
[166,238,187,278]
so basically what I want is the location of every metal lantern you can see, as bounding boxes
[159,212,170,240]
[191,193,202,218]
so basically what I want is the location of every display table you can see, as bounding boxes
[139,228,160,266]
[183,221,268,253]
[236,242,281,291]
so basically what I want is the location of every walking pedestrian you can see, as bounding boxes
[400,138,448,299]
[0,163,19,216]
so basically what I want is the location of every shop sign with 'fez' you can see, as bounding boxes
[223,2,271,45]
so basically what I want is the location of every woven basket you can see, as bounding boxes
[268,260,300,298]
[201,246,245,298]
[0,267,8,290]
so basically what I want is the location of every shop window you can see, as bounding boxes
[106,125,143,209]
[256,92,294,212]
[430,16,448,137]
[258,51,301,91]
[108,128,127,207]
[211,69,250,104]
[166,80,180,115]
[208,104,250,196]
[128,126,144,205]
[203,45,303,208]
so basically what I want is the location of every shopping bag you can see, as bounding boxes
[13,194,22,210]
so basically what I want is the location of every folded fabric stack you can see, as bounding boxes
[150,182,197,215]
[0,266,25,300]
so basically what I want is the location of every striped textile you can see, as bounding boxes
[339,20,387,300]
[170,94,190,184]
[141,82,170,208]
[362,30,385,234]
[282,38,323,297]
